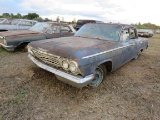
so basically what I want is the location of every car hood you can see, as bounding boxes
[0,30,39,37]
[30,36,119,59]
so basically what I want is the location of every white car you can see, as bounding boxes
[0,19,37,32]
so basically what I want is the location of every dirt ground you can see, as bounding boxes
[0,34,160,120]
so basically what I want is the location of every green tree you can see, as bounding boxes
[34,17,43,22]
[23,13,39,20]
[56,16,60,22]
[2,13,10,18]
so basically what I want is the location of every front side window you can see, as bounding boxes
[121,29,129,42]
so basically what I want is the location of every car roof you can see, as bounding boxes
[14,19,38,22]
[36,22,69,26]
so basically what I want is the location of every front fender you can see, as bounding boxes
[6,34,46,47]
[79,59,112,77]
[90,59,112,74]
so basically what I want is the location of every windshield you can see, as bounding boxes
[29,22,51,33]
[75,24,121,41]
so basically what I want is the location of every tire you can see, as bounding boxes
[89,65,107,87]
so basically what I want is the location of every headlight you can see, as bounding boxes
[62,59,69,70]
[69,61,78,73]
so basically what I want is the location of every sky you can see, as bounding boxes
[0,0,159,25]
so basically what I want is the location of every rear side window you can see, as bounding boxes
[130,28,137,39]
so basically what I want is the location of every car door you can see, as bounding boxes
[60,25,75,37]
[120,28,135,65]
[45,24,61,39]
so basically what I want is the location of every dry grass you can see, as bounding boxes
[0,35,160,120]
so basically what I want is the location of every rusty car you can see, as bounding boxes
[0,19,37,32]
[28,23,148,88]
[0,22,76,51]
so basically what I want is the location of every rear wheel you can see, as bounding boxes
[89,65,107,87]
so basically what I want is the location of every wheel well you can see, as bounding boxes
[18,42,30,47]
[103,61,112,72]
[146,45,148,49]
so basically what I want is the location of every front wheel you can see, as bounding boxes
[89,65,107,87]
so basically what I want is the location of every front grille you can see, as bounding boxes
[32,48,61,67]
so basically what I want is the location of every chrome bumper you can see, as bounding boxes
[0,43,15,51]
[28,54,94,88]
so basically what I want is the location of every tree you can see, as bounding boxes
[61,17,64,22]
[138,22,141,26]
[44,18,52,22]
[56,16,60,22]
[23,13,39,20]
[10,13,14,18]
[34,17,43,22]
[72,18,76,24]
[2,13,10,18]
[17,13,22,18]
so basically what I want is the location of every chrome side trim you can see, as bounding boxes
[82,44,133,59]
[28,54,94,88]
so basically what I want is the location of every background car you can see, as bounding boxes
[76,19,104,30]
[137,29,154,37]
[0,22,76,51]
[0,18,7,23]
[156,29,160,34]
[28,23,148,88]
[0,18,13,24]
[0,19,37,32]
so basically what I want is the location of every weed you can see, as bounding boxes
[0,47,5,52]
[13,91,27,103]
